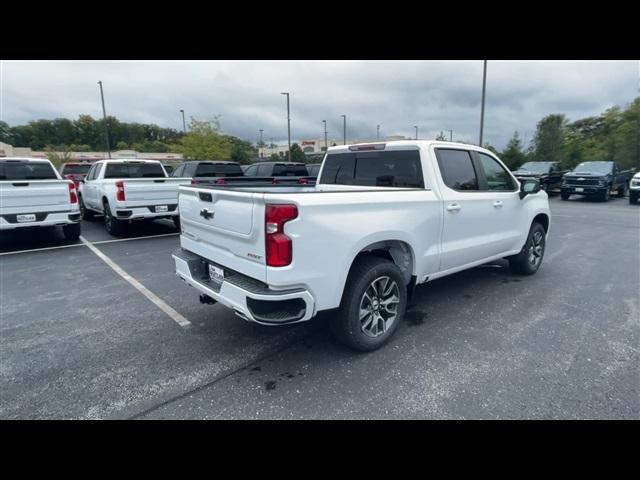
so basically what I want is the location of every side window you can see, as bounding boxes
[93,163,103,180]
[477,153,516,191]
[86,165,96,180]
[436,149,479,191]
[244,165,258,176]
[257,164,271,176]
[172,165,184,177]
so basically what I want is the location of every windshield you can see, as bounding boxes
[518,162,553,173]
[0,161,58,180]
[573,162,612,174]
[104,162,166,178]
[61,164,92,174]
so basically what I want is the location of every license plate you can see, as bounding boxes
[155,205,168,212]
[208,264,225,284]
[575,187,584,192]
[17,214,36,223]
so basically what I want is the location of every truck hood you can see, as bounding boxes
[565,171,609,178]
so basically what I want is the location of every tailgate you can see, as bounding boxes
[0,180,71,213]
[178,186,267,282]
[123,178,188,205]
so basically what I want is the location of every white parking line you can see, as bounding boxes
[79,235,192,328]
[0,232,179,256]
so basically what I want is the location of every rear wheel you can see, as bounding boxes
[509,222,546,275]
[617,182,628,197]
[103,200,125,236]
[330,256,407,352]
[79,195,94,220]
[62,223,81,240]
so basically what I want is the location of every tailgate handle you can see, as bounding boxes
[12,182,29,187]
[199,192,213,202]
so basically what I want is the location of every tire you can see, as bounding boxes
[618,183,628,197]
[600,186,610,202]
[62,223,81,241]
[509,222,546,275]
[630,194,638,205]
[79,195,94,220]
[103,200,125,236]
[561,193,570,200]
[173,215,181,231]
[330,256,407,352]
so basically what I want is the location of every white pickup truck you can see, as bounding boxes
[0,157,81,240]
[78,159,190,235]
[173,141,550,351]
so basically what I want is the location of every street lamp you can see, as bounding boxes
[448,129,453,142]
[414,125,418,140]
[322,120,328,153]
[281,92,291,162]
[341,115,346,145]
[97,81,111,159]
[377,124,380,140]
[479,60,487,146]
[180,109,186,134]
[259,129,264,158]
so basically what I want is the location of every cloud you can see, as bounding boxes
[1,60,637,149]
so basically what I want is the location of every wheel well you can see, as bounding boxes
[351,240,414,285]
[533,213,549,233]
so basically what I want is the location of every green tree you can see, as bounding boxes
[224,135,257,164]
[530,114,568,166]
[289,143,306,163]
[0,120,13,143]
[177,117,231,160]
[269,153,280,162]
[500,132,527,170]
[115,141,129,150]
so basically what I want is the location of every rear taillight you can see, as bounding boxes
[272,178,279,184]
[298,178,309,185]
[191,179,197,185]
[265,204,298,267]
[115,180,125,202]
[214,178,227,185]
[68,181,78,204]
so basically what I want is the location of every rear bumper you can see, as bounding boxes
[0,211,80,230]
[173,247,315,325]
[115,203,179,220]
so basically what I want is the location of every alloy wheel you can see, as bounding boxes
[359,276,400,338]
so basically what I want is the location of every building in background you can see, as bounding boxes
[257,136,412,159]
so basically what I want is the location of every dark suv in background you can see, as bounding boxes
[512,161,567,193]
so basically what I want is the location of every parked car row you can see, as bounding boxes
[511,160,636,203]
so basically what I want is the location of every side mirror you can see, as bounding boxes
[519,178,540,199]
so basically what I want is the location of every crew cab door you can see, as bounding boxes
[82,162,102,209]
[434,148,517,272]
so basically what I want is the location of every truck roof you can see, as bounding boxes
[0,157,51,163]
[327,140,496,155]
[97,158,161,164]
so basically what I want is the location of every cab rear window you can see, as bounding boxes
[61,164,91,174]
[194,163,244,177]
[104,163,166,178]
[0,161,58,180]
[273,164,308,176]
[319,150,424,188]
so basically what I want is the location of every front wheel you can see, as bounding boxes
[600,186,610,202]
[630,194,638,205]
[330,256,407,352]
[617,183,628,197]
[561,192,570,200]
[509,222,546,275]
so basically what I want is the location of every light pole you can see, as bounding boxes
[180,109,186,134]
[97,81,111,159]
[281,92,291,162]
[448,129,453,142]
[322,120,328,153]
[479,60,487,147]
[259,129,264,158]
[341,115,346,145]
[377,124,380,140]
[414,125,418,140]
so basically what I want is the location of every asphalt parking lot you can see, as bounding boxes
[1,195,638,419]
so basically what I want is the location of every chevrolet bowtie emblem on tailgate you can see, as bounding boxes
[200,208,214,220]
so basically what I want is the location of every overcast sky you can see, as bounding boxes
[1,60,638,149]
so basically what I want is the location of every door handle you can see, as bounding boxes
[446,203,461,212]
[493,201,504,208]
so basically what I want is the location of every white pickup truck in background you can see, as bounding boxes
[0,157,81,240]
[173,141,550,351]
[78,159,190,235]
